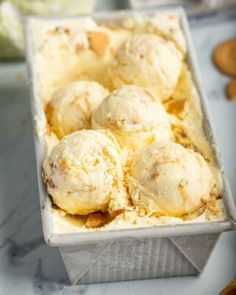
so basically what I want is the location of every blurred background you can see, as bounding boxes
[0,0,236,60]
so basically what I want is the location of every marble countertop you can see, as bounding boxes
[0,2,236,295]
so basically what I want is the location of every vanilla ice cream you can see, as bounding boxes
[46,80,109,138]
[109,33,182,101]
[43,129,128,215]
[92,85,172,150]
[128,142,215,217]
[29,12,225,233]
[121,12,187,55]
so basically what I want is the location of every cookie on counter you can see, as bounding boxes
[213,38,236,77]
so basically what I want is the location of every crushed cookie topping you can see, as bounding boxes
[88,31,110,56]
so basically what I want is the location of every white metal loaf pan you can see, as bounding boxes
[25,7,236,249]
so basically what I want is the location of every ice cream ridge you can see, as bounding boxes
[41,12,223,231]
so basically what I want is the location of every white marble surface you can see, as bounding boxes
[0,4,236,295]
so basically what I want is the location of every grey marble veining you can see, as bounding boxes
[0,5,236,295]
[0,69,69,295]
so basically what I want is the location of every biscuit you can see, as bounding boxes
[213,38,236,77]
[219,277,236,295]
[88,31,110,56]
[166,98,189,119]
[85,212,108,228]
[226,80,236,100]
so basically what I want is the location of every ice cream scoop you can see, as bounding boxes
[43,129,127,215]
[92,85,172,150]
[109,33,182,101]
[46,80,109,138]
[128,142,214,217]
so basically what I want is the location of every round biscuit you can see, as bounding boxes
[213,38,236,77]
[226,80,236,101]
